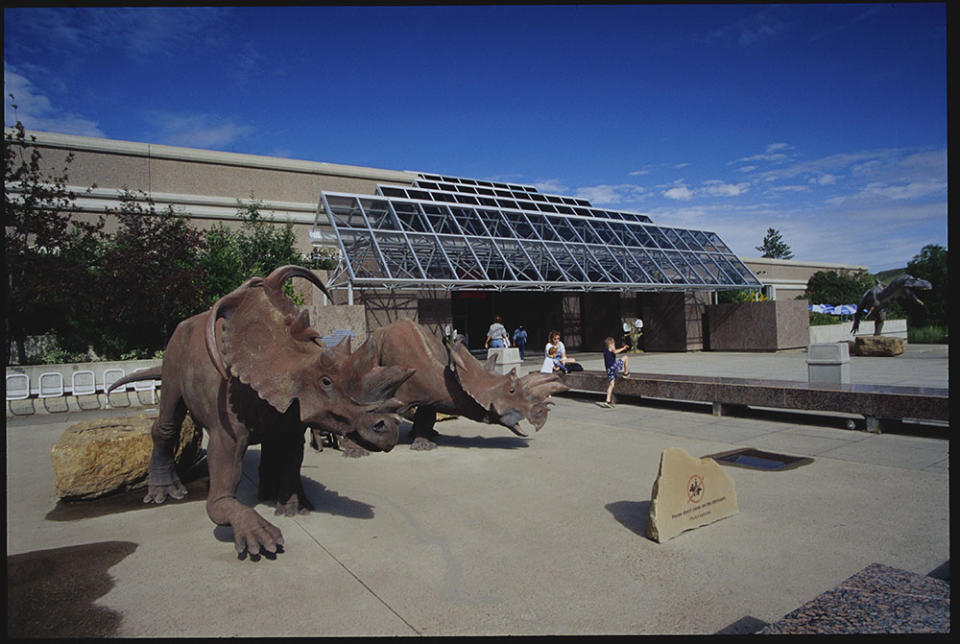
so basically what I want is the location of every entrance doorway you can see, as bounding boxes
[451,291,562,356]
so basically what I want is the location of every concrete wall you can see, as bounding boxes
[707,299,809,351]
[11,129,418,255]
[809,319,907,344]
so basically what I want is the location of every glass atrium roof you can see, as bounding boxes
[312,173,761,292]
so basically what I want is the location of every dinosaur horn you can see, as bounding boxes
[262,265,332,300]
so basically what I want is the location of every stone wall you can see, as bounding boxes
[706,299,809,351]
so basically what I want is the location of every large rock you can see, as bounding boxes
[853,336,905,356]
[51,414,202,500]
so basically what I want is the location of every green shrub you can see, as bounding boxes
[809,312,841,326]
[908,325,948,344]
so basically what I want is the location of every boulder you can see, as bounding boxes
[853,336,905,357]
[51,414,202,500]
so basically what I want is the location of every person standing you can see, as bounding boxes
[597,336,629,408]
[485,315,510,349]
[512,325,528,360]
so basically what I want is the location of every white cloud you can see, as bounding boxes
[533,178,568,194]
[738,165,758,173]
[663,185,694,201]
[673,162,690,169]
[144,111,254,149]
[701,180,749,197]
[573,183,645,206]
[811,173,837,185]
[3,63,103,136]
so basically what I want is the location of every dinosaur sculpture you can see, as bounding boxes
[109,265,414,556]
[851,274,932,335]
[332,319,569,455]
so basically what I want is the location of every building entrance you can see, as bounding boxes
[451,291,562,357]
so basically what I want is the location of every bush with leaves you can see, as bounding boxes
[90,190,207,359]
[4,113,103,363]
[804,269,875,306]
[905,244,947,328]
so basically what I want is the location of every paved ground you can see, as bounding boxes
[5,345,949,636]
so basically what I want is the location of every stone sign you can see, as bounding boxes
[647,446,739,543]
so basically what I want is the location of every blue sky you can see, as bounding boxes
[3,4,947,272]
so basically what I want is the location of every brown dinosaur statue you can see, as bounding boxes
[109,265,414,557]
[330,319,569,455]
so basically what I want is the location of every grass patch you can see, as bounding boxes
[908,325,948,344]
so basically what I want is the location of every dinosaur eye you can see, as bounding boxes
[321,377,333,388]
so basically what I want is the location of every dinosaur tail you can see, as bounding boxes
[107,366,163,393]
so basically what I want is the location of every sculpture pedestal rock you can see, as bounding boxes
[51,414,202,500]
[647,446,739,543]
[852,336,905,356]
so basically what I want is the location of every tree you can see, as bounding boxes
[905,244,947,327]
[196,195,309,306]
[756,227,794,259]
[4,109,103,364]
[92,190,207,358]
[804,269,875,305]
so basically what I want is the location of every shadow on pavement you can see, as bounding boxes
[605,500,651,537]
[7,541,137,638]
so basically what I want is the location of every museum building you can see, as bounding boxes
[7,129,867,353]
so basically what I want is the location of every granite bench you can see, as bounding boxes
[559,371,949,433]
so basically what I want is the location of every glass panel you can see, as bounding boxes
[495,239,542,281]
[568,218,604,245]
[662,227,689,250]
[543,242,589,282]
[705,231,731,253]
[645,249,684,283]
[326,195,367,229]
[547,216,583,242]
[610,247,654,283]
[642,225,674,249]
[503,211,537,239]
[454,207,490,237]
[518,240,565,282]
[392,201,430,233]
[591,245,632,282]
[338,229,387,278]
[360,198,395,230]
[566,245,611,282]
[678,228,703,251]
[438,235,487,281]
[470,237,515,281]
[405,233,455,280]
[370,231,422,280]
[590,219,618,244]
[420,203,462,236]
[477,209,514,238]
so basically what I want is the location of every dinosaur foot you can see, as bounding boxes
[410,436,438,451]
[142,480,188,504]
[231,508,284,557]
[339,436,370,458]
[274,493,313,517]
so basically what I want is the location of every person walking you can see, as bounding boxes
[597,336,629,408]
[485,315,510,349]
[512,325,528,360]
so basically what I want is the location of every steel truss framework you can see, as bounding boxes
[314,174,761,292]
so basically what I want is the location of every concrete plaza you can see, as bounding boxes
[6,345,949,636]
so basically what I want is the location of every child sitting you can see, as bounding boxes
[540,345,567,374]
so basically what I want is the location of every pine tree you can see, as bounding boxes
[756,228,794,259]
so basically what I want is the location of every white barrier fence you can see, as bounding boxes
[6,359,162,416]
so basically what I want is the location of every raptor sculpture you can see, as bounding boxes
[851,274,932,335]
[332,319,569,455]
